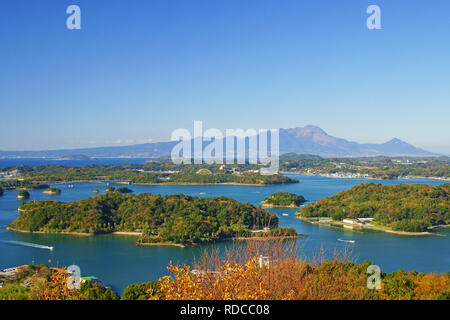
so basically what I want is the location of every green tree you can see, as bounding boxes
[122,281,159,300]
[0,283,30,300]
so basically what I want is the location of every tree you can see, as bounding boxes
[122,281,159,300]
[0,283,29,300]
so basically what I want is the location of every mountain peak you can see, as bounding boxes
[385,138,405,144]
[278,127,436,157]
[282,125,328,137]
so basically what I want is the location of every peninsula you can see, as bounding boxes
[298,183,449,234]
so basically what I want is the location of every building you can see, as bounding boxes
[343,218,374,226]
[81,276,101,285]
[357,218,374,225]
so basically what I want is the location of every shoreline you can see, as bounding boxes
[136,242,186,248]
[6,226,308,247]
[27,180,295,187]
[261,204,300,208]
[138,234,309,248]
[6,227,143,237]
[296,217,447,237]
[6,227,94,237]
[111,231,142,236]
[281,172,450,181]
[230,234,308,241]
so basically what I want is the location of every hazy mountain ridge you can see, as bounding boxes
[0,126,437,158]
[278,126,435,157]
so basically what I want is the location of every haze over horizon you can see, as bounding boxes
[0,125,443,158]
[1,0,449,154]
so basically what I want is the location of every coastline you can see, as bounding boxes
[6,227,144,237]
[6,227,187,247]
[137,234,309,248]
[261,202,299,208]
[296,217,446,237]
[230,234,308,241]
[111,231,142,236]
[136,242,186,248]
[28,180,294,187]
[281,171,450,181]
[6,227,94,237]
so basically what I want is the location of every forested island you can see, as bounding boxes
[43,188,61,195]
[0,180,49,190]
[17,190,30,200]
[298,183,450,233]
[9,193,280,246]
[1,163,298,185]
[261,192,306,208]
[105,186,133,194]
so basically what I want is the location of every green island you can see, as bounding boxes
[298,183,450,234]
[261,192,306,208]
[8,192,291,246]
[2,162,298,185]
[17,190,30,200]
[43,188,61,195]
[0,180,49,190]
[0,187,3,196]
[105,186,133,194]
[279,154,450,180]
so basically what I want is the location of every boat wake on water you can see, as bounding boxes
[337,238,355,244]
[0,240,54,251]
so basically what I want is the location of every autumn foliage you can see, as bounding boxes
[30,268,79,300]
[153,240,450,300]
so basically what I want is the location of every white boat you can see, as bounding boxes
[282,213,289,216]
[0,240,54,251]
[337,238,355,244]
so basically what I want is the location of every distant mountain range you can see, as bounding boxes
[0,125,437,159]
[278,126,436,157]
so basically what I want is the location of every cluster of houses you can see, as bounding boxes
[0,169,20,179]
[0,265,103,290]
[0,267,19,281]
[0,266,23,288]
[219,165,259,175]
[317,217,375,227]
[251,227,270,233]
[321,172,371,179]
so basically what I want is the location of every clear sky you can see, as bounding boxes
[0,0,449,154]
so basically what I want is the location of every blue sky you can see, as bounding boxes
[0,0,449,154]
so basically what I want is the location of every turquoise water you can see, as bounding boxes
[0,175,449,294]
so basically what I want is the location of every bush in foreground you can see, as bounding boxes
[151,240,450,300]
